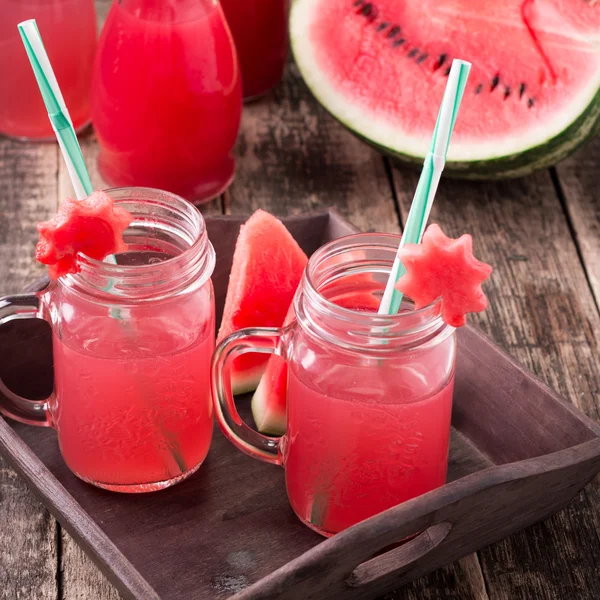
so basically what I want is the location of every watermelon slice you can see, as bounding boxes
[36,191,133,279]
[252,277,382,435]
[395,224,492,327]
[290,0,600,179]
[217,210,308,395]
[252,303,296,435]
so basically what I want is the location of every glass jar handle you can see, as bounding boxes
[212,327,285,465]
[0,293,52,426]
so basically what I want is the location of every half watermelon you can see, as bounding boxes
[290,0,600,179]
[217,210,308,395]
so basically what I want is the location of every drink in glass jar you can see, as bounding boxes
[213,233,456,535]
[0,0,96,140]
[91,0,242,203]
[0,188,217,492]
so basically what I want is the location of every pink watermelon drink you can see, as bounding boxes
[25,188,217,492]
[214,229,493,535]
[0,0,96,140]
[91,0,242,203]
[284,311,455,535]
[52,297,215,490]
[220,0,289,99]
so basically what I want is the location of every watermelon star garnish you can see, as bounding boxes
[36,190,133,280]
[395,224,492,328]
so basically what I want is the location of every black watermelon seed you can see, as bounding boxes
[444,66,451,76]
[475,83,483,94]
[393,38,405,47]
[353,0,364,6]
[436,53,447,70]
[417,53,428,64]
[519,83,526,98]
[387,25,401,38]
[408,48,419,58]
[491,75,500,91]
[361,3,373,16]
[504,86,511,99]
[376,22,388,32]
[528,97,535,108]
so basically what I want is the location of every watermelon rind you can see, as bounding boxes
[289,0,600,180]
[251,383,287,436]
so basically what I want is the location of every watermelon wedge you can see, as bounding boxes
[217,210,308,395]
[290,0,600,179]
[395,223,492,327]
[36,191,133,279]
[252,303,296,435]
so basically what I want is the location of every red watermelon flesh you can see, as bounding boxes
[290,0,600,178]
[36,191,133,279]
[217,210,308,395]
[252,277,382,435]
[395,224,492,328]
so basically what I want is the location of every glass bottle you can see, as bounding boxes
[0,0,96,140]
[220,0,289,100]
[91,0,242,203]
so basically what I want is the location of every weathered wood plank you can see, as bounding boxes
[391,165,600,599]
[0,140,59,599]
[228,64,489,600]
[554,136,600,306]
[226,62,398,233]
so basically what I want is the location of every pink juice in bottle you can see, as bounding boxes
[91,0,242,203]
[220,0,289,99]
[52,300,215,492]
[0,0,96,140]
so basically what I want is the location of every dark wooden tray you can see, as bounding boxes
[1,210,599,600]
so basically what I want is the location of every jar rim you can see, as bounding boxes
[63,186,215,302]
[298,232,452,353]
[74,186,205,275]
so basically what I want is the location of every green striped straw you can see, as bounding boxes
[378,59,471,316]
[18,19,93,200]
[19,20,120,276]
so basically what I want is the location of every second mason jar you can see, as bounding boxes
[0,188,216,492]
[213,233,456,536]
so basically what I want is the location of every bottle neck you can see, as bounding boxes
[62,187,215,303]
[295,233,453,355]
[117,0,217,22]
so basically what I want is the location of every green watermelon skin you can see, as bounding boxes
[290,0,600,180]
[378,92,600,180]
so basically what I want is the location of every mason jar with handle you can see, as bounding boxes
[0,188,216,493]
[212,233,457,536]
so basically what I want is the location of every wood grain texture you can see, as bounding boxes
[391,165,600,600]
[226,62,398,233]
[0,140,59,599]
[555,136,600,305]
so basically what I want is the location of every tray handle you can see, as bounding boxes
[234,438,600,600]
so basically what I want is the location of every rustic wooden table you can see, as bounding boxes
[2,2,600,598]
